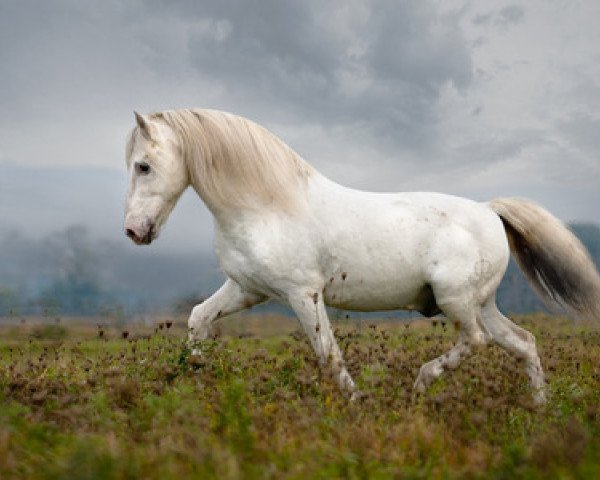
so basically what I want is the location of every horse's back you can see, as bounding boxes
[312,179,507,262]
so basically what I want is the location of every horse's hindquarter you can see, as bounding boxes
[313,183,510,311]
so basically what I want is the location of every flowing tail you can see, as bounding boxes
[489,198,600,320]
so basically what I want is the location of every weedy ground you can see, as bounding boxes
[0,313,600,479]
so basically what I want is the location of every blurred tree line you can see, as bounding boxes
[0,226,221,318]
[0,223,599,319]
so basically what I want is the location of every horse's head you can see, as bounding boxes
[124,112,189,245]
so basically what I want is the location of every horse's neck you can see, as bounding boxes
[197,171,338,229]
[188,176,219,216]
[187,148,336,221]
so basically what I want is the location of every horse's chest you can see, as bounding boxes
[215,228,320,297]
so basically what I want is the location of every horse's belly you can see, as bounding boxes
[321,267,429,312]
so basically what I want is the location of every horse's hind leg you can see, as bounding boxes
[480,298,546,405]
[413,334,472,392]
[414,300,488,392]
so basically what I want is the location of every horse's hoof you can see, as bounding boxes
[532,389,548,407]
[349,390,366,402]
[412,378,427,393]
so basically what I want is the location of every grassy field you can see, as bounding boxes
[1,313,600,479]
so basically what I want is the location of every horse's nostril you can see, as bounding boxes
[126,228,137,240]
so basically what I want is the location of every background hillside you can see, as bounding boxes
[1,223,598,320]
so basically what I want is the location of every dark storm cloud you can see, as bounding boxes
[139,0,473,153]
[0,0,473,164]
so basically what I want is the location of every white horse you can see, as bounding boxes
[124,109,600,404]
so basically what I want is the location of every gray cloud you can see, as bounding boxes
[472,4,524,27]
[0,0,478,178]
[497,5,525,26]
[558,112,600,159]
[137,0,473,155]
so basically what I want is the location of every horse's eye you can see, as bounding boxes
[136,162,150,175]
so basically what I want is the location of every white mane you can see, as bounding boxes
[143,109,315,213]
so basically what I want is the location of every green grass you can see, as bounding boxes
[1,313,600,479]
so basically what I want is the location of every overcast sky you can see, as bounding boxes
[1,0,599,255]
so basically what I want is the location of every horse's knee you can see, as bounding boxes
[188,305,210,341]
[467,329,488,347]
[461,321,488,347]
[509,328,539,361]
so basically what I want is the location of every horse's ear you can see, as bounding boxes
[134,111,154,140]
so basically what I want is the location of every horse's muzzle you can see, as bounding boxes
[125,223,154,245]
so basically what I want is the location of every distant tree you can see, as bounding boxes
[171,293,206,315]
[0,286,21,316]
[37,226,111,315]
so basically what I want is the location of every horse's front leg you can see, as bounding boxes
[288,289,356,397]
[188,278,265,349]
